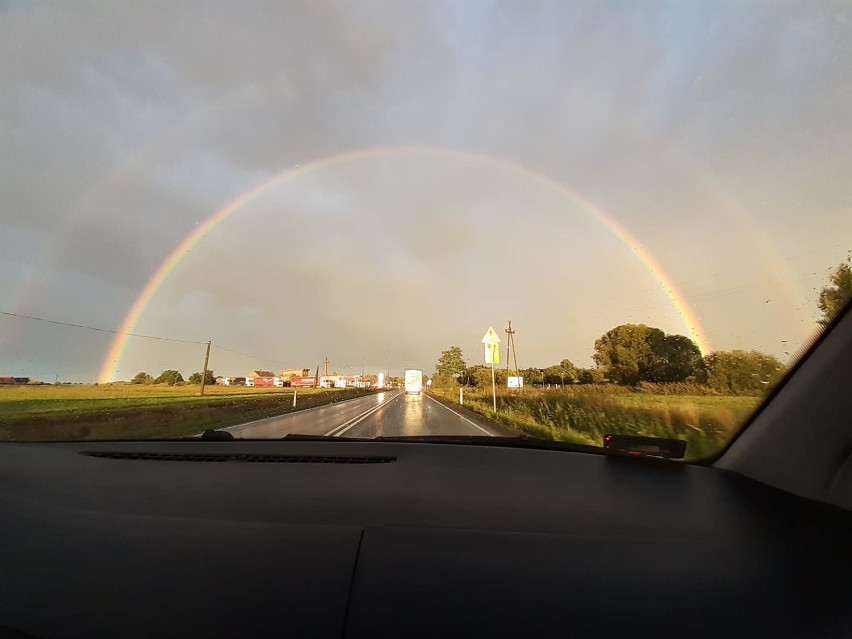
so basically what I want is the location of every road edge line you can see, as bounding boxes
[425,394,495,437]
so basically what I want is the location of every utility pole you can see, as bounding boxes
[200,340,211,396]
[323,357,329,377]
[505,321,520,391]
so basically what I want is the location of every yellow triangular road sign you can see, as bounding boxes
[482,327,500,345]
[482,327,501,364]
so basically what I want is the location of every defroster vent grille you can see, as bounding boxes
[80,451,395,464]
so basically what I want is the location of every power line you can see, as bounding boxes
[0,310,207,345]
[211,344,291,367]
[2,310,298,368]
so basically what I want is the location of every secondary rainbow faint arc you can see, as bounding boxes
[98,145,712,382]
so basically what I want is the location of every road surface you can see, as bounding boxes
[226,391,504,439]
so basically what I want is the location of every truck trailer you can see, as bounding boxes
[404,369,423,395]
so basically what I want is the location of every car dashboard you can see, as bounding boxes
[1,439,850,638]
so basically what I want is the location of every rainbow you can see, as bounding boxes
[98,145,711,382]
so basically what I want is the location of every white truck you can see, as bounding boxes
[404,369,423,395]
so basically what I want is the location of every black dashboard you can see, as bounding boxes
[1,440,850,638]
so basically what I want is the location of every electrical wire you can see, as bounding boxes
[0,310,207,345]
[1,310,291,367]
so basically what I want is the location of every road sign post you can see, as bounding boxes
[482,327,501,412]
[490,361,496,411]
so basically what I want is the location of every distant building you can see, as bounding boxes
[289,376,318,388]
[320,375,347,389]
[319,374,370,389]
[0,376,30,385]
[279,368,311,381]
[247,370,275,379]
[245,371,277,387]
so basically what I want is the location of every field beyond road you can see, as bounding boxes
[430,385,762,460]
[0,384,377,442]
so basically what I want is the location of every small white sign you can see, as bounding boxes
[508,376,524,388]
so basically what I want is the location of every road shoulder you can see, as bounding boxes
[425,392,520,437]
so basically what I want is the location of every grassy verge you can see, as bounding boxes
[430,386,761,460]
[0,385,377,442]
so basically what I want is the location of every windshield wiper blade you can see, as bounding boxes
[280,432,604,455]
[178,432,680,460]
[172,429,238,441]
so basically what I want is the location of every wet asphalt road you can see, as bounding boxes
[226,391,501,438]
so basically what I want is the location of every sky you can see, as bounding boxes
[1,0,851,382]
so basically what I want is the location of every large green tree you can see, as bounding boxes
[131,371,154,385]
[593,324,661,385]
[155,370,184,385]
[593,324,704,385]
[434,346,467,386]
[647,334,706,383]
[704,350,785,394]
[818,258,852,326]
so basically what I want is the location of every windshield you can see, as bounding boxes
[2,3,850,460]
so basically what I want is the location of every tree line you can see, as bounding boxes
[434,331,785,395]
[131,370,215,385]
[433,255,852,395]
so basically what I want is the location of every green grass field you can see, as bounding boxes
[430,385,762,460]
[0,384,374,442]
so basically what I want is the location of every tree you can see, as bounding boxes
[577,368,605,384]
[188,370,215,385]
[593,324,703,385]
[647,334,706,383]
[434,346,467,386]
[543,366,568,385]
[559,359,578,382]
[520,367,544,386]
[704,350,785,394]
[593,324,661,385]
[466,365,506,388]
[155,369,184,385]
[131,371,154,385]
[462,366,483,387]
[818,257,852,326]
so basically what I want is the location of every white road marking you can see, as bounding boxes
[222,396,361,432]
[195,392,391,438]
[324,391,403,437]
[425,394,495,436]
